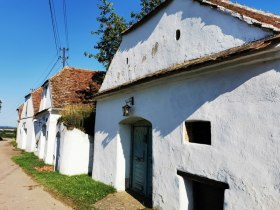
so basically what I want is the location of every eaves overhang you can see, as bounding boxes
[95,34,280,100]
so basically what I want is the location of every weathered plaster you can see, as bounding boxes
[100,0,272,92]
[43,112,60,165]
[39,84,52,112]
[17,95,36,152]
[93,59,280,209]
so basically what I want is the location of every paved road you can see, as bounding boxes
[0,139,72,210]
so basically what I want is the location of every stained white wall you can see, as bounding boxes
[17,95,36,152]
[55,124,94,176]
[35,114,49,159]
[17,122,27,150]
[100,0,272,91]
[93,59,280,209]
[39,84,52,112]
[16,120,22,147]
[43,112,60,165]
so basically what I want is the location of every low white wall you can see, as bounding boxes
[55,123,93,176]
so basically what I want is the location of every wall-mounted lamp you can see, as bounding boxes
[122,97,134,116]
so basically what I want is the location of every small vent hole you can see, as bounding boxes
[176,29,181,40]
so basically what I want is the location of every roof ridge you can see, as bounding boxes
[220,0,280,20]
[47,66,99,83]
[123,0,280,36]
[199,0,280,31]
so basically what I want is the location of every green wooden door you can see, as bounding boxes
[131,126,152,197]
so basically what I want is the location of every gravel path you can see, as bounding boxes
[0,139,72,210]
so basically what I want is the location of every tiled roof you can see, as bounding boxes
[123,0,280,35]
[31,87,43,115]
[49,66,104,108]
[197,0,280,31]
[16,104,24,120]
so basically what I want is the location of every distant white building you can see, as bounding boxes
[16,88,42,151]
[35,66,101,167]
[92,0,280,209]
[16,104,24,146]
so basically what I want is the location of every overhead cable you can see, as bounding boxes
[48,0,61,55]
[63,0,69,49]
[42,57,60,82]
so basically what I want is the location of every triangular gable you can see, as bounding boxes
[100,0,279,92]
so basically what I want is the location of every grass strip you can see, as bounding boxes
[12,152,115,210]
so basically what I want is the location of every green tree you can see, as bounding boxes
[130,0,163,24]
[85,0,127,70]
[88,0,163,69]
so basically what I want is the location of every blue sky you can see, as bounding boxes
[0,0,279,126]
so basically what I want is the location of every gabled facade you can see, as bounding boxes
[35,66,101,165]
[16,88,42,151]
[93,0,280,209]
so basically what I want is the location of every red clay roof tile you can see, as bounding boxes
[31,87,43,115]
[198,0,280,31]
[49,66,104,108]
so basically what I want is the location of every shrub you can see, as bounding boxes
[59,104,95,135]
[0,129,16,139]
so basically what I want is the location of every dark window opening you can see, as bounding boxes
[178,170,229,210]
[193,181,225,210]
[176,29,181,40]
[185,121,211,145]
[126,57,129,64]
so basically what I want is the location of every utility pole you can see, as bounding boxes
[59,47,69,67]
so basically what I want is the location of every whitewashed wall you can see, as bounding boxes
[93,59,280,209]
[16,120,22,147]
[39,84,52,112]
[55,123,94,176]
[100,0,272,91]
[17,122,27,150]
[43,112,60,165]
[17,95,36,152]
[35,114,49,159]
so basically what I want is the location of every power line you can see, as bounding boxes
[42,57,60,82]
[48,0,61,55]
[32,54,58,88]
[63,0,69,49]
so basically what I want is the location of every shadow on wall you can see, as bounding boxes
[119,0,267,53]
[151,61,280,137]
[99,61,280,143]
[88,136,94,175]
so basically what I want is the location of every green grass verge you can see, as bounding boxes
[12,152,116,210]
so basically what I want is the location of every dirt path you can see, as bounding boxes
[0,139,72,210]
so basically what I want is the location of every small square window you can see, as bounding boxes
[185,121,211,145]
